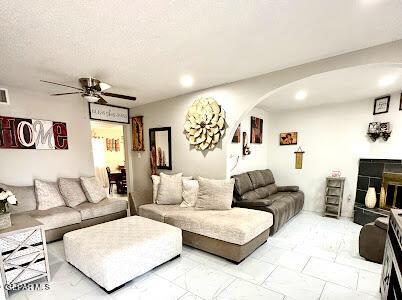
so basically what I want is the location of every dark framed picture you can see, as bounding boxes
[132,116,144,151]
[149,127,172,170]
[232,124,241,143]
[250,117,263,144]
[399,93,402,111]
[280,132,298,145]
[373,96,390,115]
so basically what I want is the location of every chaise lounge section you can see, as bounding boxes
[139,204,273,263]
[232,169,304,235]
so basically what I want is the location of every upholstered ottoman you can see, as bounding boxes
[64,216,182,291]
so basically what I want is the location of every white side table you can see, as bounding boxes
[0,214,50,298]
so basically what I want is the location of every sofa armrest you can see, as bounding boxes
[235,198,275,209]
[277,186,299,192]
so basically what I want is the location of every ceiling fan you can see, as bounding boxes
[41,77,136,105]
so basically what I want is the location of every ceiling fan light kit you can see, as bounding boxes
[40,77,136,105]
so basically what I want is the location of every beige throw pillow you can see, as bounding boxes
[35,180,66,210]
[180,179,199,207]
[59,178,87,207]
[152,174,192,204]
[80,177,107,204]
[196,177,235,210]
[156,173,183,205]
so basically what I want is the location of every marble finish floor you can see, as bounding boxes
[9,212,382,300]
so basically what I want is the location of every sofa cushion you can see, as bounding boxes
[241,184,278,201]
[196,177,234,210]
[164,207,273,245]
[233,173,254,196]
[34,180,66,210]
[248,169,275,189]
[235,198,275,208]
[375,217,389,230]
[0,183,37,213]
[73,198,128,220]
[29,206,81,230]
[59,178,87,207]
[80,177,107,204]
[156,173,183,205]
[139,204,187,223]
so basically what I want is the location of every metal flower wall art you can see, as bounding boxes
[184,97,226,151]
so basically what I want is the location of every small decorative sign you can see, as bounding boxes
[0,116,68,150]
[294,147,305,169]
[132,116,145,151]
[373,96,390,115]
[89,103,129,124]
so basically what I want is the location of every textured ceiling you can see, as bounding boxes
[258,64,402,111]
[1,1,402,107]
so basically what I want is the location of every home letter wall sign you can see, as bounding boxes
[0,116,68,150]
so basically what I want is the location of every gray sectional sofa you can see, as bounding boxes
[0,182,128,242]
[232,169,304,235]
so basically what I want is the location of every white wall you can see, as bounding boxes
[228,107,269,175]
[266,92,402,217]
[0,87,94,185]
[128,41,402,202]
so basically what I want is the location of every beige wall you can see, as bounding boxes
[128,41,402,202]
[0,87,94,185]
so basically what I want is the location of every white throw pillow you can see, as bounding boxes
[195,177,235,210]
[152,174,192,204]
[80,176,107,204]
[180,179,199,207]
[156,173,183,205]
[59,178,87,207]
[35,179,66,210]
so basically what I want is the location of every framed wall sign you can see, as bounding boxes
[373,96,390,115]
[0,88,10,105]
[149,127,172,170]
[0,116,68,150]
[89,103,129,124]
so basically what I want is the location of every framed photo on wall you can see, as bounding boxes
[232,124,241,143]
[131,116,144,151]
[373,96,390,115]
[250,117,263,144]
[280,132,298,145]
[399,93,402,111]
[149,127,172,170]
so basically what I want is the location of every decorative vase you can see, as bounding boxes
[379,187,386,209]
[365,187,377,209]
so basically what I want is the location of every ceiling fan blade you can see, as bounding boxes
[41,80,84,91]
[96,95,108,105]
[102,92,136,101]
[50,92,82,96]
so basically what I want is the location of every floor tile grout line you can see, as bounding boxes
[318,281,327,300]
[301,255,312,273]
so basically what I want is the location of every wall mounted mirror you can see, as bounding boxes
[149,127,172,170]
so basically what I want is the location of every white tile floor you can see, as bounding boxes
[9,212,382,300]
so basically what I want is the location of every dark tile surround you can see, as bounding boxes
[356,159,402,206]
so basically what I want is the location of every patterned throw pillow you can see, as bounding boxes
[59,178,87,207]
[195,177,235,210]
[180,179,199,207]
[80,177,107,204]
[35,180,66,210]
[156,173,183,205]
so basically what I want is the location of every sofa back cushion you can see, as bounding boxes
[232,173,254,197]
[196,177,234,210]
[35,179,66,210]
[241,184,278,201]
[0,183,37,213]
[59,178,87,207]
[80,177,107,204]
[248,169,275,189]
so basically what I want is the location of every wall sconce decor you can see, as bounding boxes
[242,132,251,156]
[294,147,305,169]
[367,122,392,141]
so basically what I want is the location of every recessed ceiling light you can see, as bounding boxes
[180,75,194,88]
[378,75,397,87]
[295,90,307,101]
